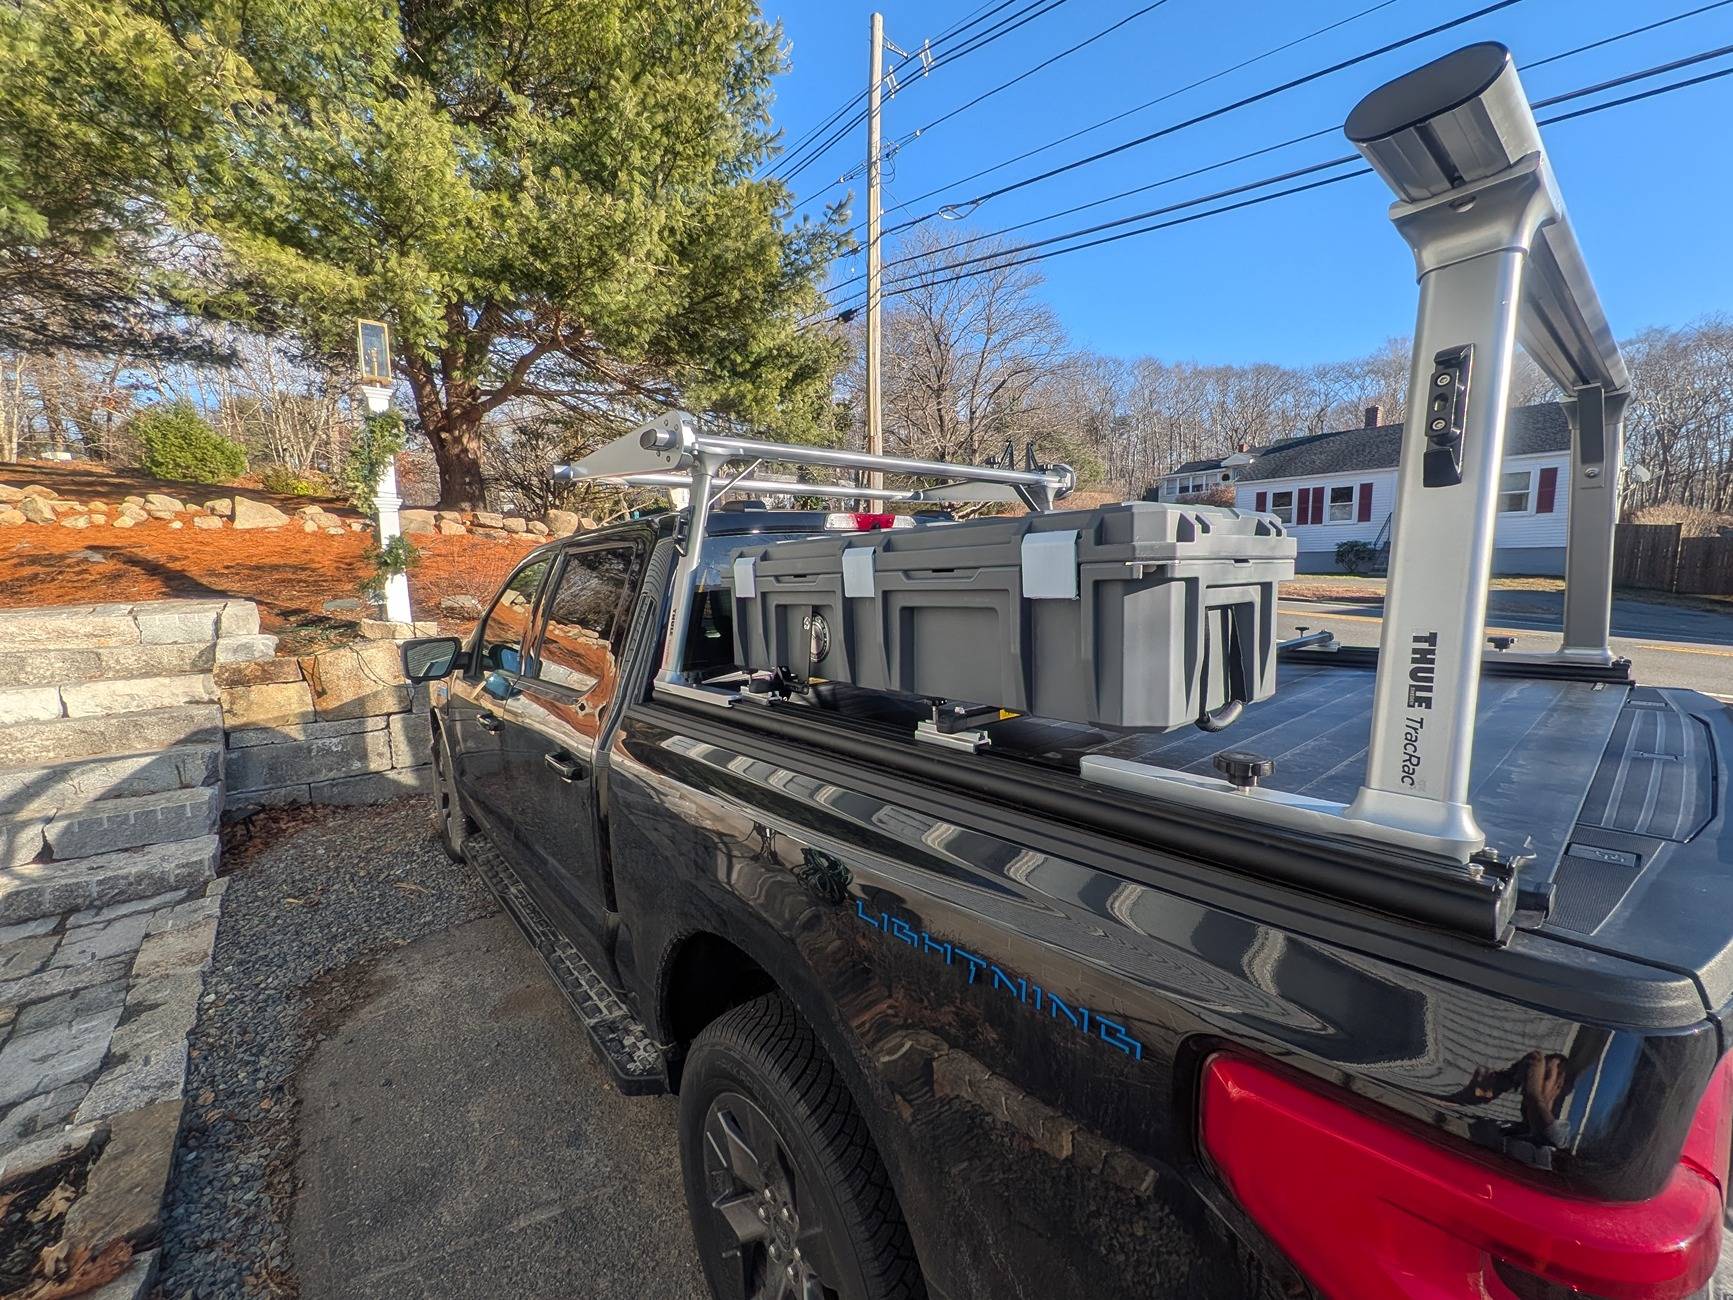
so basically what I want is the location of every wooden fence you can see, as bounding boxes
[1613,522,1733,595]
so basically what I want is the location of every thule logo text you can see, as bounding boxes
[1407,631,1438,709]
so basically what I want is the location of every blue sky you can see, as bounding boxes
[762,0,1733,366]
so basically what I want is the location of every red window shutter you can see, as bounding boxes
[1312,486,1325,523]
[1255,490,1267,513]
[1536,466,1559,514]
[1357,481,1373,523]
[1296,489,1310,525]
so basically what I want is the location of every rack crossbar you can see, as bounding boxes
[555,412,1076,686]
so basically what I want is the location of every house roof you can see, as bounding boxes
[1236,402,1571,483]
[1166,457,1226,476]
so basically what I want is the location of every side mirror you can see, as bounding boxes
[401,636,464,682]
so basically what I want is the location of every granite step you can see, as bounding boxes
[0,673,218,729]
[38,787,219,861]
[0,703,224,769]
[0,599,258,653]
[1,785,220,869]
[0,745,222,818]
[0,635,277,690]
[0,836,219,925]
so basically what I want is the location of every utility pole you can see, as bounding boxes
[865,10,885,492]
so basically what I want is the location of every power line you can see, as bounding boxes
[793,0,1171,206]
[763,0,1025,180]
[846,0,1403,226]
[876,0,1527,239]
[867,0,1733,228]
[823,7,1733,301]
[855,43,1733,305]
[778,0,1729,190]
[1524,0,1733,69]
[802,51,1733,325]
[926,0,1076,65]
[835,128,1340,292]
[779,0,1082,191]
[897,1,1174,146]
[772,0,1079,186]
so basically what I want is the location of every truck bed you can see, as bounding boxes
[744,651,1727,992]
[1101,660,1628,872]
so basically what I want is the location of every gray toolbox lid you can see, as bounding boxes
[746,501,1295,576]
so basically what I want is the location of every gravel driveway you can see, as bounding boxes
[154,799,702,1300]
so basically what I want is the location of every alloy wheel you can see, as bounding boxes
[702,1090,841,1300]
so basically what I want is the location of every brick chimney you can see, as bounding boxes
[1364,404,1382,428]
[1236,440,1250,453]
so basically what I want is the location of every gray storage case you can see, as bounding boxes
[729,503,1296,731]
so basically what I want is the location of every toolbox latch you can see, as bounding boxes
[842,546,876,598]
[732,555,757,599]
[1021,530,1079,599]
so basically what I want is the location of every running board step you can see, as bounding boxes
[462,834,668,1095]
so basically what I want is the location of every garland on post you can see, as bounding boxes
[344,409,421,602]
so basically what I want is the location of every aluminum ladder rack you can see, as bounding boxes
[554,413,1075,688]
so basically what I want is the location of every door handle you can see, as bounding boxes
[543,751,586,782]
[477,713,502,733]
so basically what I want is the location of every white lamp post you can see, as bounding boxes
[358,319,412,625]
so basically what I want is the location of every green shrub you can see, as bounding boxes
[1335,540,1380,576]
[340,410,406,512]
[134,403,247,484]
[258,463,327,496]
[361,534,421,600]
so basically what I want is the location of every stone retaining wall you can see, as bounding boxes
[1,477,595,541]
[216,638,433,819]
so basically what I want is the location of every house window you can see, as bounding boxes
[1499,469,1532,513]
[1269,490,1294,524]
[1327,485,1355,523]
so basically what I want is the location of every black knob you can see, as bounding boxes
[1213,750,1275,790]
[1487,635,1516,652]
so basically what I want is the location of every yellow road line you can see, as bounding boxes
[1635,642,1733,659]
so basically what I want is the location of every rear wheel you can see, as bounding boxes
[430,723,473,862]
[679,994,925,1300]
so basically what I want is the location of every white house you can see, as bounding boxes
[1149,448,1257,502]
[1230,402,1573,575]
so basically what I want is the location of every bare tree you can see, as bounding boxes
[148,332,353,474]
[845,229,1073,467]
[1621,316,1733,515]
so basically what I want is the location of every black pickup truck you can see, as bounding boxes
[400,501,1733,1300]
[400,40,1733,1300]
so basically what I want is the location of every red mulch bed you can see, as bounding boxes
[1,460,539,650]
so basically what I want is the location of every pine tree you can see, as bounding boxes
[7,0,846,505]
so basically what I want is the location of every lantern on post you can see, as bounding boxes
[356,318,411,624]
[358,319,393,414]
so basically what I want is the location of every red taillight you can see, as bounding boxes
[1201,1053,1733,1300]
[823,512,911,531]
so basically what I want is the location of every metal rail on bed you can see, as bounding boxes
[555,42,1628,880]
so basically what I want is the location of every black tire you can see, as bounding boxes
[430,722,473,862]
[679,993,926,1300]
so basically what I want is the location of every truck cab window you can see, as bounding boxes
[536,545,638,698]
[475,556,551,675]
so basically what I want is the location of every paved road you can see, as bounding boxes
[1280,590,1733,698]
[291,913,705,1300]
